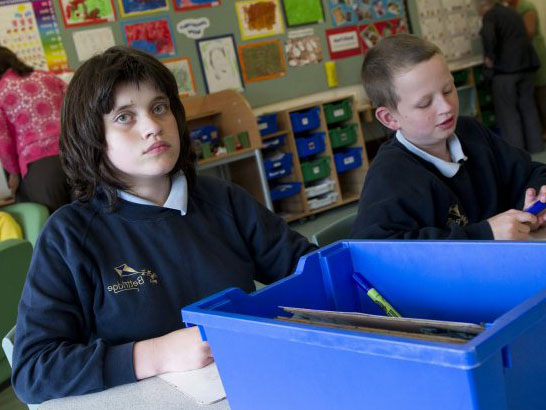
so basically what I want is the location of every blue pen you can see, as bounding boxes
[524,200,546,215]
[353,272,402,317]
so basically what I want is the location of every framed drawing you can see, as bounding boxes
[173,0,220,12]
[281,0,323,27]
[238,39,285,83]
[58,0,116,28]
[235,0,284,40]
[122,17,176,59]
[196,34,244,93]
[162,57,197,98]
[118,0,169,18]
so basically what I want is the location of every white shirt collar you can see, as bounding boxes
[117,171,188,215]
[395,130,468,178]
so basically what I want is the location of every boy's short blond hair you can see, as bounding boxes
[361,34,442,109]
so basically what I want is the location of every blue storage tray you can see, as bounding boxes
[269,182,301,201]
[263,152,293,180]
[290,107,321,133]
[334,146,362,173]
[257,113,278,136]
[295,132,326,158]
[190,125,220,144]
[183,241,546,410]
[262,134,286,151]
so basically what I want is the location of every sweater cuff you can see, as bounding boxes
[103,342,137,389]
[465,221,494,239]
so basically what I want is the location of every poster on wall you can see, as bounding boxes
[325,25,361,60]
[238,39,285,83]
[162,57,197,97]
[358,17,406,53]
[118,0,169,18]
[0,0,68,72]
[328,0,404,27]
[58,0,116,27]
[122,17,176,59]
[73,26,115,61]
[197,34,243,93]
[285,33,322,67]
[281,0,323,27]
[173,0,220,12]
[235,0,284,40]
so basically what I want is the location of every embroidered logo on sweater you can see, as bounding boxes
[107,264,159,294]
[447,204,469,227]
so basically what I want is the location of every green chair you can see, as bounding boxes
[310,212,358,247]
[0,202,49,247]
[0,239,32,386]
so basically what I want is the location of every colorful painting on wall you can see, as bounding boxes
[162,57,197,97]
[58,0,116,27]
[122,17,176,59]
[118,0,169,18]
[239,39,285,82]
[173,0,220,12]
[197,34,243,93]
[281,0,323,27]
[235,0,284,40]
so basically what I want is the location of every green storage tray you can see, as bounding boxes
[301,156,331,182]
[329,123,358,149]
[452,70,469,86]
[324,99,352,124]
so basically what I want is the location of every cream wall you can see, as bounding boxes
[530,0,546,37]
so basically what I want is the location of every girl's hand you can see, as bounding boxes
[523,186,546,231]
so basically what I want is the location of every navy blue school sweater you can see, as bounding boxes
[350,116,546,239]
[12,175,316,404]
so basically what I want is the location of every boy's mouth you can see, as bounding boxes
[437,116,455,130]
[144,141,170,154]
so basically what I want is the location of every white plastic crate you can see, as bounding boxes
[305,178,336,199]
[308,191,338,210]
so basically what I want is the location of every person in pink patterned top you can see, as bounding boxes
[0,46,70,212]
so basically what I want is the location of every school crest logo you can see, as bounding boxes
[107,264,159,294]
[446,204,469,227]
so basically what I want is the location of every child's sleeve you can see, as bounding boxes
[11,220,137,404]
[0,107,20,174]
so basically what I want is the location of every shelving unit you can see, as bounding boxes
[258,96,369,222]
[183,90,272,210]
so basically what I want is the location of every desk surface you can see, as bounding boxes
[38,377,230,410]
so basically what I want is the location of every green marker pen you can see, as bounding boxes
[353,272,402,317]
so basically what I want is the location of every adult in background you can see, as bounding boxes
[476,0,543,153]
[0,46,70,213]
[507,0,546,136]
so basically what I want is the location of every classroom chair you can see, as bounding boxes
[2,326,39,410]
[310,212,358,247]
[0,202,49,247]
[0,239,32,386]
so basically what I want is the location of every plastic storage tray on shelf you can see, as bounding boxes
[257,113,278,136]
[334,147,362,173]
[301,156,330,182]
[190,125,220,144]
[289,107,321,133]
[262,134,286,150]
[295,132,326,158]
[269,182,301,201]
[329,123,358,149]
[263,152,293,180]
[308,191,338,210]
[183,240,546,410]
[323,99,352,124]
[304,178,336,198]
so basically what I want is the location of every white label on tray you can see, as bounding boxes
[308,142,315,150]
[312,166,320,174]
[334,108,344,117]
[302,118,309,125]
[258,123,267,130]
[343,157,355,165]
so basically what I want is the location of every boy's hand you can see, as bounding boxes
[133,326,213,380]
[523,186,546,231]
[487,209,537,240]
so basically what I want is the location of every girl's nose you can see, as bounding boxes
[142,115,162,139]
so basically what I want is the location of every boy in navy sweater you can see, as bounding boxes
[11,46,316,404]
[351,34,546,240]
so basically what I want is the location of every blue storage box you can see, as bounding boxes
[190,125,220,145]
[257,113,278,136]
[295,132,326,158]
[290,107,321,133]
[269,182,301,201]
[263,152,293,180]
[334,146,362,173]
[261,134,286,151]
[182,241,546,410]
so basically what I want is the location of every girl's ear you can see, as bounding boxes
[375,106,400,131]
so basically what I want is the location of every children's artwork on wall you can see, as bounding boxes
[328,0,404,27]
[32,0,70,72]
[176,17,210,39]
[173,0,220,12]
[239,39,285,83]
[73,26,115,61]
[122,17,176,58]
[58,0,116,27]
[325,25,361,60]
[285,35,322,67]
[197,34,244,93]
[281,0,323,27]
[162,57,197,97]
[235,0,284,40]
[118,0,169,18]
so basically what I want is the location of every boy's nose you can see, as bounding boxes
[438,95,454,113]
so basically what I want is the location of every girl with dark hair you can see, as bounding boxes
[11,46,316,405]
[0,46,70,212]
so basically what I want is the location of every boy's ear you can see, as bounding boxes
[375,106,400,131]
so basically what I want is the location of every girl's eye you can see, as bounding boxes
[115,113,132,124]
[153,103,168,115]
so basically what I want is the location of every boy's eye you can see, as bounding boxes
[153,103,168,115]
[115,113,132,124]
[417,100,431,109]
[443,88,454,95]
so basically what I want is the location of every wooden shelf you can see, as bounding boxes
[261,130,290,140]
[186,109,221,122]
[197,147,256,167]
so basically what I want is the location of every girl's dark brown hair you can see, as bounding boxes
[0,46,34,77]
[60,46,196,209]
